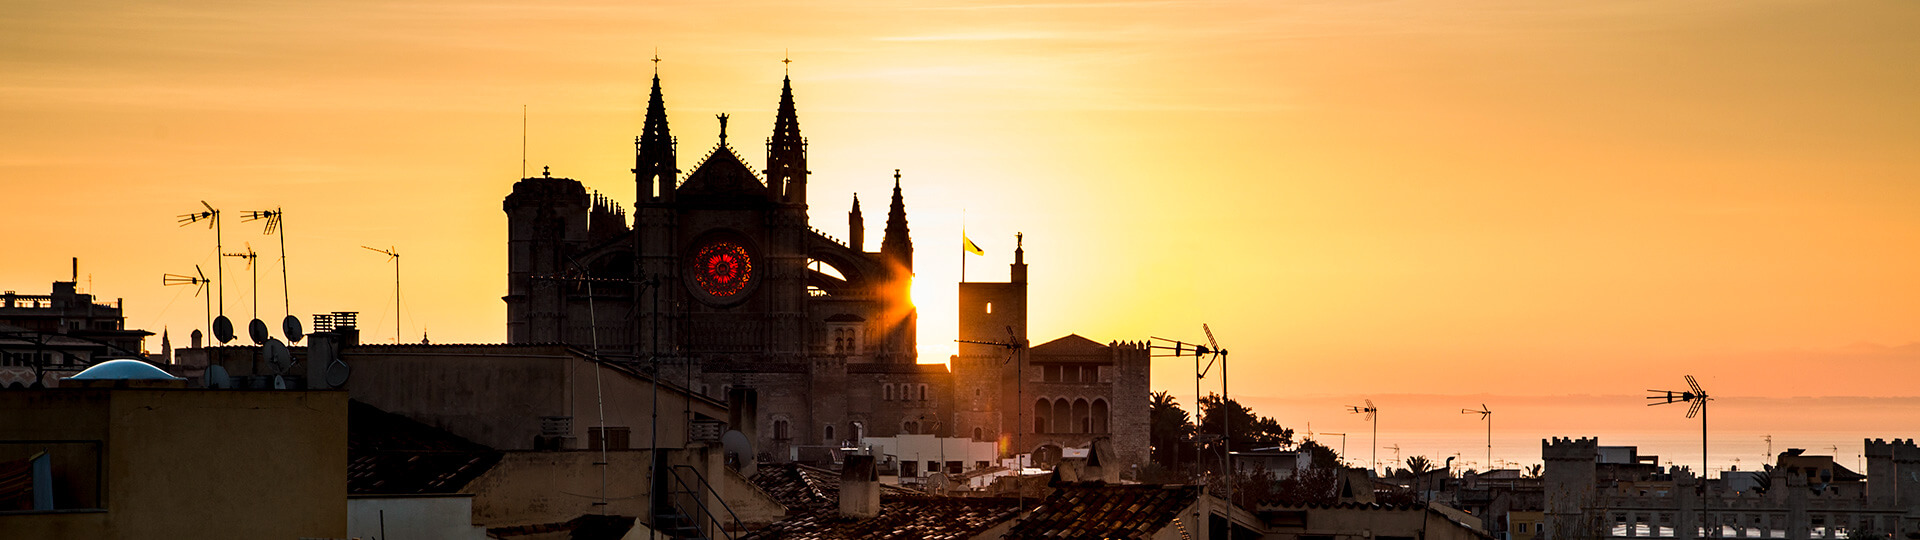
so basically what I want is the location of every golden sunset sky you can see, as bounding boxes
[5,0,1918,465]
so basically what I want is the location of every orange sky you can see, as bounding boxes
[5,0,1920,451]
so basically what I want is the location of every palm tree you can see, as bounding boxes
[1406,455,1434,475]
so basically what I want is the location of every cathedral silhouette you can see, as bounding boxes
[503,71,1146,469]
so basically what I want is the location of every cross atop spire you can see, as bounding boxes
[717,113,730,145]
[783,49,791,75]
[651,49,661,74]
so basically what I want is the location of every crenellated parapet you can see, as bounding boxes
[1543,437,1600,461]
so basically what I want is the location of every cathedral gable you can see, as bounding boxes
[676,145,769,202]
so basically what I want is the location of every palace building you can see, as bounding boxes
[502,71,1146,472]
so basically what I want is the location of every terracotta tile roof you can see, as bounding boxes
[746,462,1013,539]
[348,400,501,495]
[752,462,845,512]
[751,462,915,512]
[739,494,1021,540]
[1002,482,1203,539]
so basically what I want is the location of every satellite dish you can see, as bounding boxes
[271,375,286,390]
[213,316,235,343]
[282,315,304,343]
[205,365,230,388]
[248,318,269,344]
[324,359,350,388]
[263,338,291,374]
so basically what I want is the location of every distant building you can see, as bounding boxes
[1541,436,1918,540]
[499,72,1152,475]
[0,274,151,388]
[952,238,1153,470]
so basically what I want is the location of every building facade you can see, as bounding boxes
[502,73,1148,472]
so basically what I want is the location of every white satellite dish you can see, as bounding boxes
[263,338,292,374]
[271,375,286,390]
[205,365,230,388]
[324,359,350,388]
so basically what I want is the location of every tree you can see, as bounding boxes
[1149,391,1195,470]
[1197,393,1294,450]
[1406,455,1434,475]
[1297,438,1342,469]
[1524,463,1543,478]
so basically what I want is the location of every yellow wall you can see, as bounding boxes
[0,389,347,540]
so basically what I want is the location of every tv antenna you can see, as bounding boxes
[1317,432,1348,467]
[1463,404,1491,474]
[1348,399,1378,473]
[1149,325,1231,459]
[224,243,265,344]
[243,208,301,342]
[162,266,211,342]
[955,325,1029,510]
[178,201,232,343]
[362,246,402,343]
[1388,444,1402,470]
[1648,375,1711,481]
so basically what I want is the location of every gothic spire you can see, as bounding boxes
[881,170,912,269]
[766,74,807,204]
[635,67,677,203]
[849,194,865,252]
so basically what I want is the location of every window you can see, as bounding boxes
[973,427,983,441]
[851,421,865,442]
[1517,523,1528,533]
[588,426,631,451]
[918,384,930,401]
[824,425,835,442]
[883,384,893,401]
[902,461,919,477]
[985,302,992,314]
[1044,365,1061,382]
[903,421,919,434]
[773,419,791,440]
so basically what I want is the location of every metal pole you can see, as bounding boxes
[394,254,401,343]
[1223,353,1231,509]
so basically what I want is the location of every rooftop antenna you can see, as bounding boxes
[242,208,301,343]
[1388,444,1402,470]
[162,266,211,343]
[1648,375,1712,482]
[956,324,1028,511]
[224,243,264,344]
[1348,399,1378,473]
[1148,325,1231,499]
[361,246,401,343]
[521,105,528,179]
[178,201,232,343]
[1318,432,1348,467]
[1463,404,1492,475]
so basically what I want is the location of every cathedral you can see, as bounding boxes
[503,71,1147,470]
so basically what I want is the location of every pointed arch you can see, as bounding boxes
[1092,398,1109,433]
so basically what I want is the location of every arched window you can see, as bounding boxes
[919,384,930,401]
[824,424,836,443]
[1033,399,1050,434]
[1073,398,1091,434]
[903,421,919,435]
[1092,399,1109,433]
[1052,399,1070,435]
[973,426,984,441]
[851,421,865,442]
[883,384,893,401]
[773,419,791,440]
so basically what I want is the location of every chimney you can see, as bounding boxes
[728,387,760,477]
[840,455,881,518]
[1085,437,1120,483]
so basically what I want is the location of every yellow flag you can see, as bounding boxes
[963,233,984,256]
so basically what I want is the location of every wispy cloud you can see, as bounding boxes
[874,32,1064,42]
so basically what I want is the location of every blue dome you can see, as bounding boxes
[69,359,183,380]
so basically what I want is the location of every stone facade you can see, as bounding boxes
[501,73,1149,474]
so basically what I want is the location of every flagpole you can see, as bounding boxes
[961,209,968,283]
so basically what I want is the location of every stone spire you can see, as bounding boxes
[881,170,912,270]
[849,194,864,252]
[634,66,677,203]
[765,75,807,204]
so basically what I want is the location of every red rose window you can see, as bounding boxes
[692,240,752,297]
